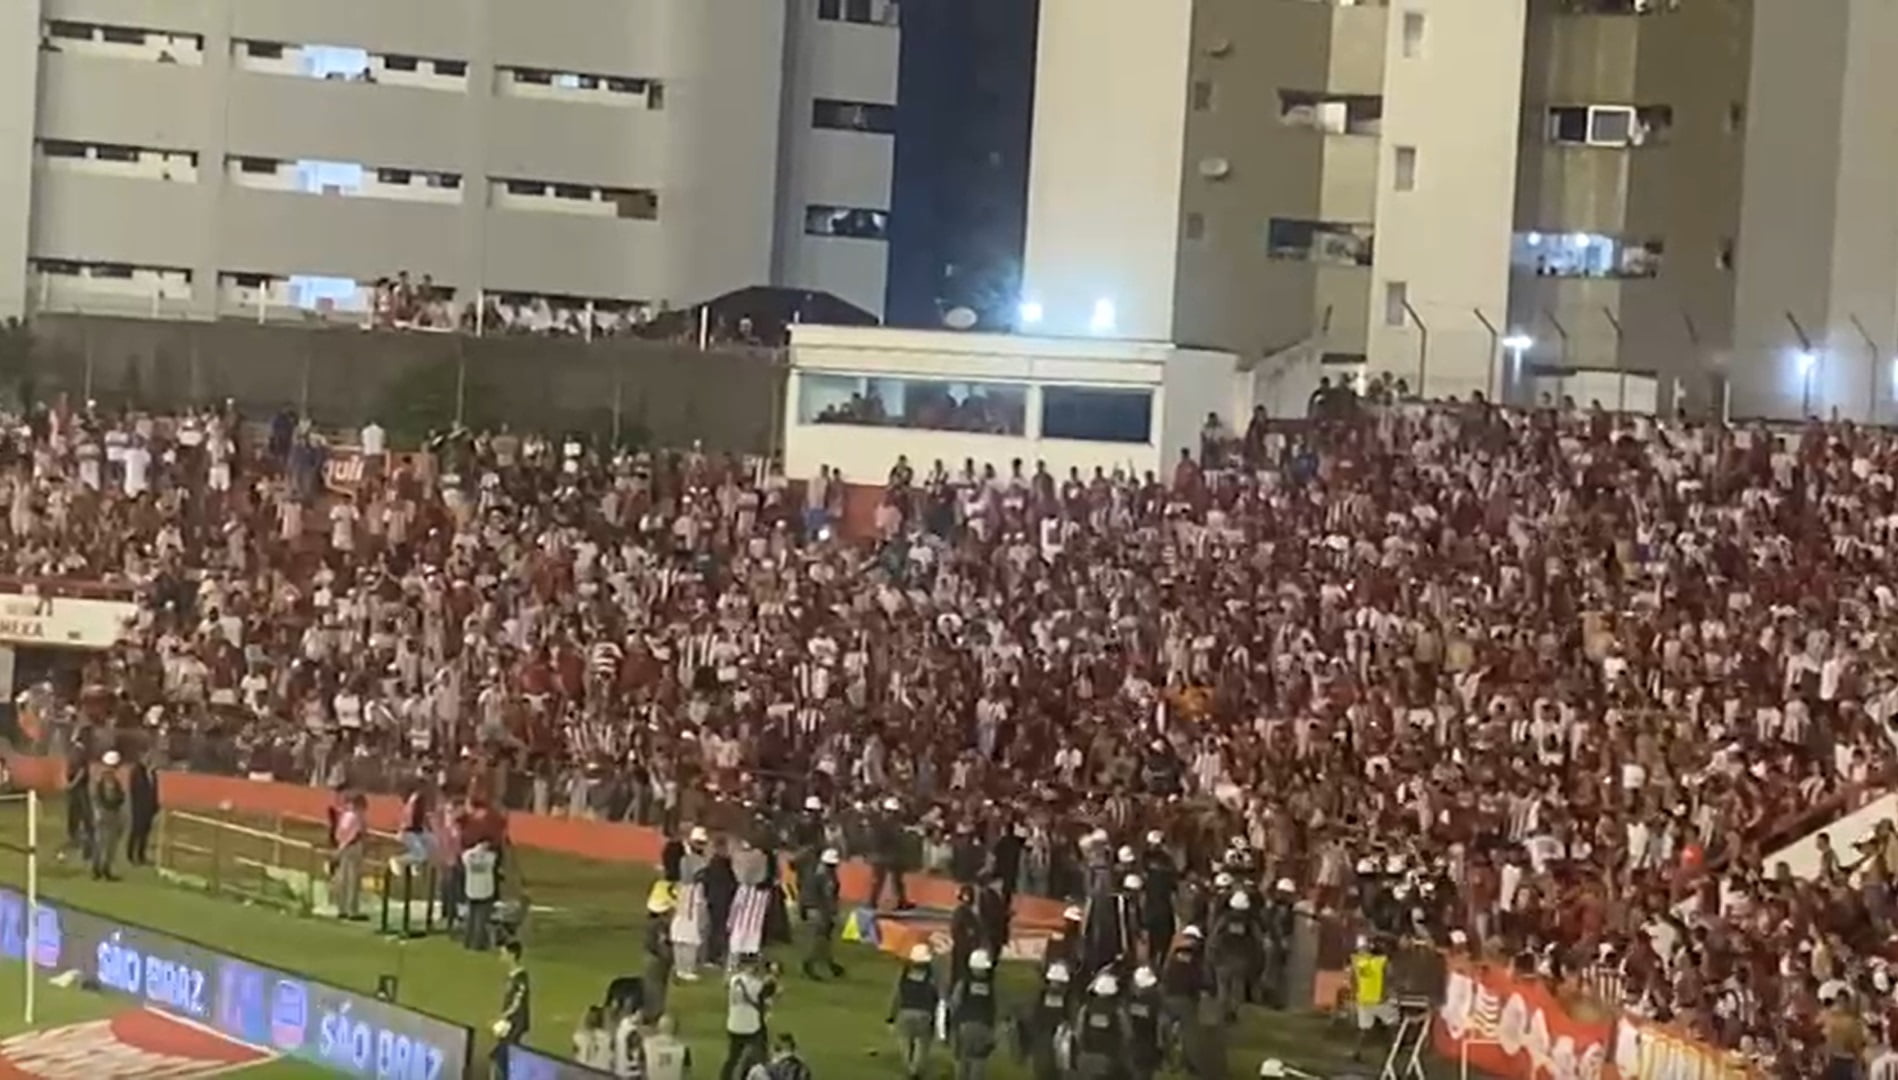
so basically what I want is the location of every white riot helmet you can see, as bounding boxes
[1182,925,1204,941]
[1090,973,1119,997]
[970,949,994,973]
[1214,872,1234,889]
[1062,906,1084,923]
[883,797,901,811]
[909,944,932,964]
[1047,962,1072,984]
[820,848,841,865]
[804,795,823,811]
[1228,892,1252,912]
[1123,874,1143,891]
[1259,1060,1288,1078]
[1117,845,1136,865]
[1145,830,1163,846]
[1275,878,1296,894]
[1133,965,1158,990]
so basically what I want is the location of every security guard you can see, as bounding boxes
[801,848,845,980]
[1020,960,1073,1080]
[1125,966,1164,1080]
[643,883,676,1022]
[1042,906,1085,980]
[1259,879,1298,1009]
[1073,972,1129,1080]
[949,948,999,1080]
[1212,892,1258,1021]
[886,943,940,1080]
[1348,936,1394,1063]
[791,795,827,913]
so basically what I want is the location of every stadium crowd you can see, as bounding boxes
[10,388,1898,1078]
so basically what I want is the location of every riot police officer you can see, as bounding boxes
[1072,973,1128,1080]
[801,848,845,980]
[1125,966,1164,1080]
[949,948,999,1080]
[886,944,941,1080]
[1259,879,1298,1009]
[1211,892,1258,1021]
[1020,960,1074,1080]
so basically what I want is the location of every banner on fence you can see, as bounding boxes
[1435,962,1614,1080]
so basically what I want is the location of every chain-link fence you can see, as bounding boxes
[17,314,788,454]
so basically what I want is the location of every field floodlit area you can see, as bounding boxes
[0,796,1466,1080]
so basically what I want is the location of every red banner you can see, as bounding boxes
[1435,962,1615,1080]
[1434,962,1759,1080]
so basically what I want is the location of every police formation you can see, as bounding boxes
[777,797,1457,1080]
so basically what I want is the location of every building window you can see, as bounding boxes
[94,145,139,163]
[99,26,146,46]
[41,140,86,158]
[1401,11,1426,58]
[376,167,413,185]
[1191,80,1214,112]
[1548,104,1671,147]
[1266,218,1374,266]
[1513,232,1663,278]
[1184,212,1205,241]
[606,188,660,220]
[47,21,92,41]
[1393,146,1417,191]
[505,180,547,196]
[800,374,1027,435]
[429,173,461,190]
[434,59,467,77]
[239,157,277,174]
[819,0,895,25]
[1041,387,1154,445]
[813,98,896,135]
[246,41,284,60]
[1384,282,1408,327]
[805,205,889,241]
[384,55,418,72]
[552,183,592,200]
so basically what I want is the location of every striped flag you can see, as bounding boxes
[727,886,771,960]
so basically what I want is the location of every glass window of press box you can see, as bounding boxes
[799,374,1028,436]
[1041,387,1153,444]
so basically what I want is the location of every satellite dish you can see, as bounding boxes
[1198,157,1231,180]
[943,306,978,330]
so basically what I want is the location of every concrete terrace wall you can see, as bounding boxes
[23,313,787,453]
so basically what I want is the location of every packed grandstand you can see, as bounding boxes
[6,391,1898,1077]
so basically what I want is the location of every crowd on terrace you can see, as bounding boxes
[6,386,1898,1075]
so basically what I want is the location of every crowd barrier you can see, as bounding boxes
[2,756,1777,1078]
[3,756,1068,927]
[1434,959,1758,1080]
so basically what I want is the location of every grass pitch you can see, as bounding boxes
[0,799,1460,1079]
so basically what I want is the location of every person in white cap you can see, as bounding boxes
[91,749,127,881]
[800,848,845,981]
[948,948,999,1080]
[1072,973,1128,1080]
[886,943,940,1080]
[1125,966,1164,1080]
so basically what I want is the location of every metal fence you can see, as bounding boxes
[18,314,788,454]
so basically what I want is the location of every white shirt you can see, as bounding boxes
[122,445,151,496]
[360,423,387,457]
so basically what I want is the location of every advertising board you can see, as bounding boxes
[504,1044,613,1080]
[0,888,473,1079]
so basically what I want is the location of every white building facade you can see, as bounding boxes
[1020,0,1526,404]
[0,0,897,324]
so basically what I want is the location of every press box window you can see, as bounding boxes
[1393,146,1417,191]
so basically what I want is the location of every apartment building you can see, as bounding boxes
[0,0,898,327]
[1019,0,1898,421]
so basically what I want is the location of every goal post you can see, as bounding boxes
[24,788,35,1026]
